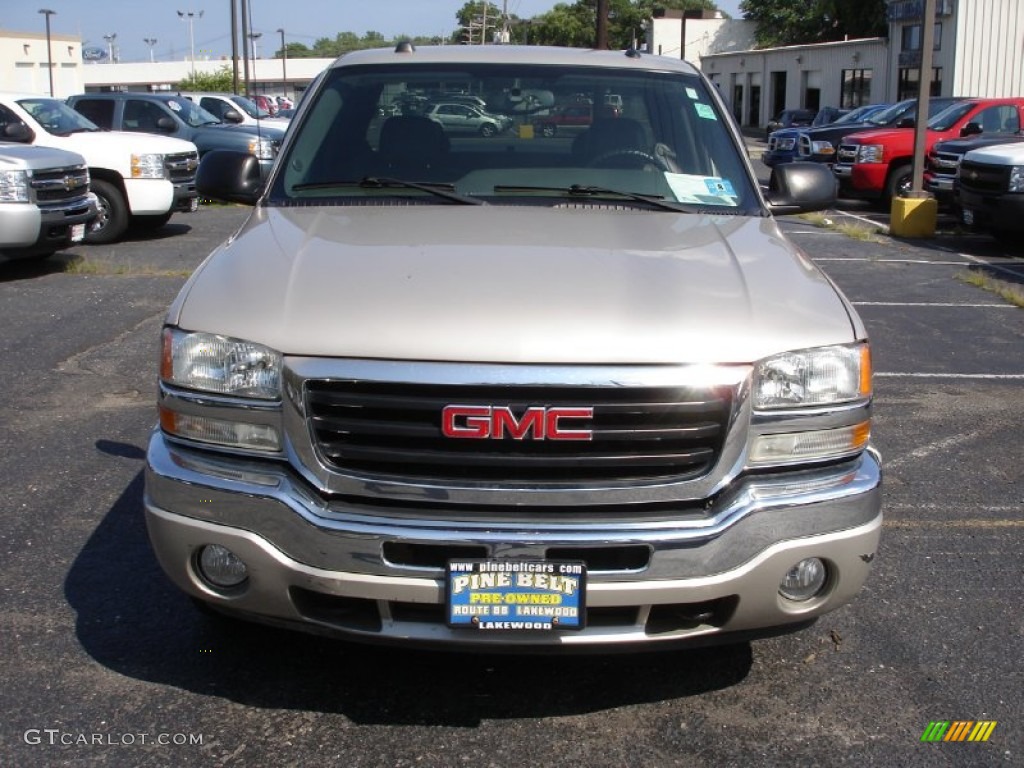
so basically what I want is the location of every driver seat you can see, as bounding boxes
[572,118,648,165]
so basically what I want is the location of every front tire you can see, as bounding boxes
[85,179,129,244]
[479,123,496,138]
[884,164,913,206]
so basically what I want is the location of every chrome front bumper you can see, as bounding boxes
[145,433,882,648]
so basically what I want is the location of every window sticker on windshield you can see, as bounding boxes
[686,87,699,100]
[664,174,738,206]
[167,101,181,112]
[694,103,716,120]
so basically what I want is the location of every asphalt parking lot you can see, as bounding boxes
[1,201,1021,767]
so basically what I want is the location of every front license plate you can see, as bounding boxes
[70,223,85,242]
[446,559,586,631]
[962,208,975,226]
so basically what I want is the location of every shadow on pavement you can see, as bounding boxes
[64,470,755,726]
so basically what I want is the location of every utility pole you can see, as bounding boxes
[230,0,239,94]
[241,0,250,96]
[103,32,117,64]
[596,0,609,50]
[910,0,936,196]
[143,37,158,63]
[276,28,287,98]
[177,10,203,77]
[38,9,56,97]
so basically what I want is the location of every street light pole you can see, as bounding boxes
[143,37,158,63]
[276,28,287,98]
[38,8,56,97]
[177,10,204,77]
[103,32,117,64]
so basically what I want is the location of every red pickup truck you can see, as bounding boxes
[832,97,1024,205]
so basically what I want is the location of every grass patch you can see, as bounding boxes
[796,212,885,242]
[958,271,1024,308]
[62,257,191,277]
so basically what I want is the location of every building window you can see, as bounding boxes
[901,22,941,51]
[841,69,872,108]
[898,67,942,101]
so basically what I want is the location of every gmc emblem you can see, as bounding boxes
[441,405,594,441]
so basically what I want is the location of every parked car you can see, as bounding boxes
[925,130,1024,207]
[533,105,596,137]
[833,97,1024,204]
[763,105,886,167]
[958,141,1024,247]
[254,94,277,116]
[67,92,285,179]
[765,108,815,138]
[178,92,290,128]
[147,44,880,652]
[0,143,96,261]
[796,99,953,166]
[764,105,890,168]
[0,92,198,243]
[425,102,511,137]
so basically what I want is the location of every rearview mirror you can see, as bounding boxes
[766,162,837,215]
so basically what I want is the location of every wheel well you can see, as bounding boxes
[87,169,128,209]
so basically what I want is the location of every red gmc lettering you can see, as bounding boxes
[442,406,594,440]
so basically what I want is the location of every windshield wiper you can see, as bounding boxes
[493,184,703,213]
[292,177,484,205]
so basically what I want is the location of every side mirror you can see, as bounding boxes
[156,116,177,133]
[896,117,915,128]
[223,109,244,124]
[960,121,983,137]
[3,122,33,143]
[196,150,262,205]
[766,162,837,215]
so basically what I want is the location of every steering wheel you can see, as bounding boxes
[586,148,671,171]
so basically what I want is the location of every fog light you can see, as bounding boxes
[779,558,827,601]
[197,544,248,588]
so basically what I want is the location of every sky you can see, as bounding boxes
[3,0,744,64]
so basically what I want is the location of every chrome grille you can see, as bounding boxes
[835,144,858,165]
[306,380,732,484]
[930,151,961,176]
[30,165,90,205]
[164,151,199,183]
[958,160,1010,193]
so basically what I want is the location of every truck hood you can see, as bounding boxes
[0,142,85,169]
[174,206,858,365]
[840,127,914,146]
[42,129,196,158]
[192,123,287,140]
[934,134,1024,156]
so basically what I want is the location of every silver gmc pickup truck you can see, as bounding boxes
[145,45,882,650]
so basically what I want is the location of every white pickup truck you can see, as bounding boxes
[0,93,199,243]
[0,143,97,261]
[958,141,1024,249]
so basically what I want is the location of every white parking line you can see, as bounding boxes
[876,372,1024,379]
[814,258,973,266]
[853,301,1014,308]
[833,209,890,232]
[958,251,1024,280]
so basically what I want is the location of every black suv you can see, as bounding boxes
[67,92,285,177]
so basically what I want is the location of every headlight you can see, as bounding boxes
[777,137,796,151]
[0,169,31,203]
[810,140,835,155]
[161,328,282,399]
[856,144,884,164]
[131,153,167,179]
[247,137,276,160]
[753,343,871,410]
[1009,166,1024,192]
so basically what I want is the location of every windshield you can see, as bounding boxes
[928,101,976,131]
[865,100,915,126]
[161,96,221,127]
[17,98,98,136]
[230,95,271,119]
[271,61,757,212]
[833,105,879,125]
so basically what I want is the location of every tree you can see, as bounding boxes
[177,65,234,92]
[455,1,503,43]
[739,0,887,48]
